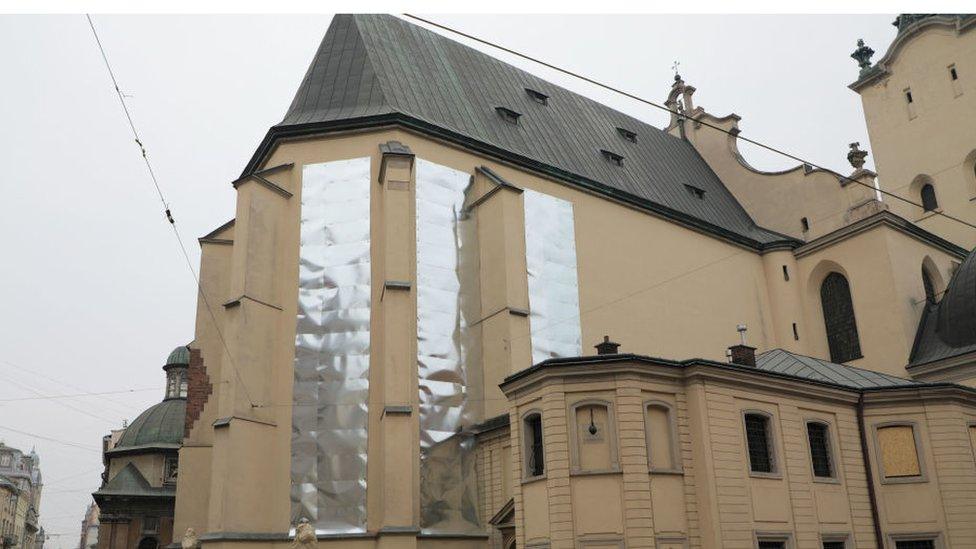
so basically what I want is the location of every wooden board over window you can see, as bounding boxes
[878,425,921,478]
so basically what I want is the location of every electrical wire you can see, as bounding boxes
[85,14,256,408]
[0,426,101,453]
[0,387,161,403]
[401,14,976,234]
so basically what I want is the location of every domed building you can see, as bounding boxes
[910,249,976,382]
[93,346,188,549]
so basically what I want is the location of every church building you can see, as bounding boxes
[169,14,976,549]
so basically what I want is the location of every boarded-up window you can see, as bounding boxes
[820,272,862,363]
[574,403,612,471]
[646,404,675,470]
[877,425,921,478]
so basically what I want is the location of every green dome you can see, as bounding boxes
[115,399,186,449]
[166,345,190,366]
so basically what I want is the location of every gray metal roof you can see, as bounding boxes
[115,398,186,449]
[757,348,917,389]
[909,248,976,367]
[268,14,788,247]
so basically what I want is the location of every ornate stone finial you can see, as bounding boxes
[851,39,875,75]
[292,518,317,549]
[181,528,199,549]
[847,142,869,169]
[672,60,681,82]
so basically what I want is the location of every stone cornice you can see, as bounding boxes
[793,210,968,259]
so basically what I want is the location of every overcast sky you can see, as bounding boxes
[0,13,898,545]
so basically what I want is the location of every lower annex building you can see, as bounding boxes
[115,13,976,549]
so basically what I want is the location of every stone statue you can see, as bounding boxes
[292,518,317,549]
[181,528,199,549]
[851,39,875,75]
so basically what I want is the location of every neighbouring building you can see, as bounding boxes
[164,13,976,549]
[78,503,100,549]
[93,347,187,549]
[1,476,17,549]
[0,445,42,549]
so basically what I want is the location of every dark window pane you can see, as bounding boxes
[807,422,833,477]
[822,542,845,549]
[526,414,544,476]
[758,542,785,549]
[921,184,939,211]
[820,273,862,363]
[922,268,936,303]
[895,541,935,549]
[745,414,773,473]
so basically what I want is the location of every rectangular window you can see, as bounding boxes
[906,90,914,103]
[904,88,917,119]
[684,184,706,199]
[495,106,521,124]
[142,516,159,534]
[525,413,544,477]
[525,88,549,105]
[601,149,624,167]
[877,425,921,478]
[782,265,790,281]
[164,457,179,484]
[822,541,845,549]
[758,541,786,549]
[801,217,810,232]
[950,65,958,80]
[792,323,800,341]
[807,422,834,478]
[745,413,775,473]
[616,127,637,142]
[894,541,935,549]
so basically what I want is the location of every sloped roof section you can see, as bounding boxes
[757,348,917,389]
[114,398,186,450]
[262,14,790,248]
[909,248,976,367]
[94,463,174,498]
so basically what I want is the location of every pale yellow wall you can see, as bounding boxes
[672,109,877,242]
[174,120,969,546]
[107,453,168,487]
[857,23,976,249]
[505,361,976,549]
[795,222,960,377]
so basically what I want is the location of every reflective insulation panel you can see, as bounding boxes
[523,189,583,364]
[292,157,372,533]
[415,159,484,534]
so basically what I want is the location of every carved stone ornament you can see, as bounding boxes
[292,518,317,549]
[847,142,869,169]
[181,528,199,549]
[850,39,875,75]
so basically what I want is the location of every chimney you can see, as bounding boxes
[728,323,756,367]
[728,344,757,367]
[595,336,620,355]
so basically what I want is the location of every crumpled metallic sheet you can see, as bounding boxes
[415,159,484,534]
[292,157,371,534]
[523,189,583,364]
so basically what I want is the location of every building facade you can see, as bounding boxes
[93,348,187,549]
[0,445,42,549]
[168,14,976,549]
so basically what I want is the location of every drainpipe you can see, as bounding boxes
[857,392,885,549]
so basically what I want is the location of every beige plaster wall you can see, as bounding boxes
[858,24,976,249]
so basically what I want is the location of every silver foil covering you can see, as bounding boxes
[523,189,583,364]
[292,157,371,534]
[415,159,483,534]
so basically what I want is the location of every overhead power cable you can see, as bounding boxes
[85,15,256,408]
[0,425,102,453]
[401,14,976,233]
[0,387,161,403]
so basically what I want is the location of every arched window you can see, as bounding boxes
[522,412,544,478]
[820,272,862,363]
[922,267,937,304]
[920,183,938,211]
[743,412,777,474]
